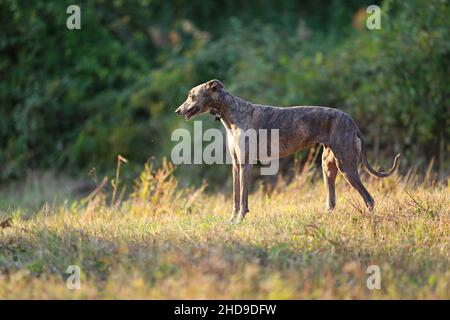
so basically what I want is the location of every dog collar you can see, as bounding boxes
[210,108,221,121]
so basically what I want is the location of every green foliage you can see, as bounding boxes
[1,0,448,183]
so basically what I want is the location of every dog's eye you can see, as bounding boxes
[190,94,196,100]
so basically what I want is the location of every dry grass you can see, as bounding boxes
[0,160,448,299]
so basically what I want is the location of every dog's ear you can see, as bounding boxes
[206,79,224,92]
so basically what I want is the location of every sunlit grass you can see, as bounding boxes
[0,161,448,299]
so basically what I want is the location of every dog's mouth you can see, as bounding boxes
[184,106,200,120]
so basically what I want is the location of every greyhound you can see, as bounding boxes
[175,79,400,223]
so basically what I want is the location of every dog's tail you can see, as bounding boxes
[358,133,400,178]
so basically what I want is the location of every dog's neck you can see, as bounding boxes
[213,91,254,129]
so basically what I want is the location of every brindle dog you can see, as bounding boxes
[175,80,400,223]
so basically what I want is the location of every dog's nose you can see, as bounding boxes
[175,109,181,115]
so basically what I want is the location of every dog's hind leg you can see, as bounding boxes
[336,159,374,211]
[330,133,375,211]
[322,146,338,212]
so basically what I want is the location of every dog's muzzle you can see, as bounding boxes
[183,106,199,120]
[175,103,185,115]
[175,103,199,120]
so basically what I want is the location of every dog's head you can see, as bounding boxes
[175,79,224,120]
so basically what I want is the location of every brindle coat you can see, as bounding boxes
[175,80,400,223]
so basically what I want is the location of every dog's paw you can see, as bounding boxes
[227,216,236,224]
[234,210,248,224]
[227,210,238,224]
[234,216,244,224]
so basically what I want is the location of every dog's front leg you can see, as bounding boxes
[228,161,240,223]
[236,163,253,223]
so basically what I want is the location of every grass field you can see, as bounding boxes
[0,160,448,299]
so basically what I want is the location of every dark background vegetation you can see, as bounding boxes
[1,0,449,188]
